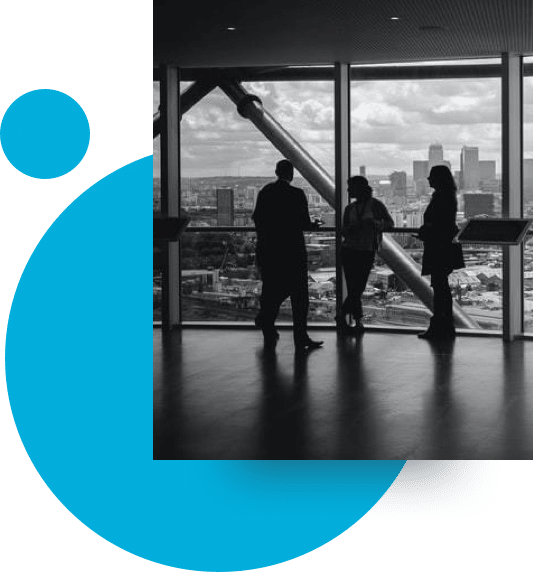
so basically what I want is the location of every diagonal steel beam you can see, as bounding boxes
[218,78,478,329]
[154,80,217,139]
[153,110,161,138]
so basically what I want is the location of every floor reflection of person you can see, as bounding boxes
[339,176,394,333]
[416,165,464,340]
[252,159,324,351]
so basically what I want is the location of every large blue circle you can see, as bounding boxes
[0,89,90,178]
[5,157,405,570]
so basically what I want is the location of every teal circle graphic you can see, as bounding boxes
[0,89,90,178]
[5,157,405,570]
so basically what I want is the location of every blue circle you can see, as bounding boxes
[5,157,405,570]
[0,89,89,178]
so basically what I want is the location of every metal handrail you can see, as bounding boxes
[182,225,418,233]
[181,225,533,235]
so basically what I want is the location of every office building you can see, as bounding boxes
[480,160,496,181]
[216,187,234,226]
[428,143,444,168]
[463,192,495,218]
[390,170,407,197]
[460,146,480,190]
[413,160,429,195]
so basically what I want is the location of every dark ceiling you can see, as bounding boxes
[154,0,533,68]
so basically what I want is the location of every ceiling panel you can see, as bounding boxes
[154,0,533,67]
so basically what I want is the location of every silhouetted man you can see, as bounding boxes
[252,160,323,350]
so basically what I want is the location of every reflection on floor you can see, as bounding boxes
[153,328,533,460]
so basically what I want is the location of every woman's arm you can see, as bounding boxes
[341,204,360,237]
[373,201,395,232]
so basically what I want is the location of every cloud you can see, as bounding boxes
[156,75,515,177]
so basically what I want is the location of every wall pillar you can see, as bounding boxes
[502,53,523,341]
[335,62,351,325]
[160,66,181,329]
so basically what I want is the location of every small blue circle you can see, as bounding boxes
[1,89,89,178]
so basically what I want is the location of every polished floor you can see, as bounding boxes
[153,328,533,459]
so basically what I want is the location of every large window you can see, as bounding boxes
[179,73,334,322]
[153,81,161,213]
[155,59,533,335]
[350,61,502,330]
[153,80,161,321]
[523,56,533,333]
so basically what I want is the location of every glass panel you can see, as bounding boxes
[351,65,502,331]
[354,234,502,330]
[153,81,161,213]
[181,231,260,321]
[153,80,161,322]
[180,74,334,322]
[524,56,533,333]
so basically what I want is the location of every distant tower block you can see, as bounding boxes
[359,165,366,177]
[390,170,407,197]
[217,187,235,226]
[428,143,444,169]
[464,192,495,218]
[460,146,480,190]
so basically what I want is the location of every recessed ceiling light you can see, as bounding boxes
[226,27,236,31]
[391,16,400,20]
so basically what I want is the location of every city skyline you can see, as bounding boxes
[154,74,533,178]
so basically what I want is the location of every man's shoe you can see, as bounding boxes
[294,338,324,351]
[255,314,279,339]
[417,329,437,340]
[418,321,456,339]
[418,329,455,340]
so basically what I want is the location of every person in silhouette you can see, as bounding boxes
[416,165,464,339]
[339,176,394,333]
[253,159,324,350]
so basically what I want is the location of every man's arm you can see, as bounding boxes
[297,188,319,231]
[252,188,266,230]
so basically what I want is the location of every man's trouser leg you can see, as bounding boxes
[290,267,310,343]
[260,272,287,339]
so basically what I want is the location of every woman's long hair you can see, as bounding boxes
[430,165,457,192]
[348,175,373,200]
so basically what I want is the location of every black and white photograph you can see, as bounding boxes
[154,0,533,460]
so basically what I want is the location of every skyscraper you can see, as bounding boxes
[464,193,495,218]
[359,165,366,177]
[390,171,407,197]
[217,187,234,226]
[413,160,429,195]
[428,143,444,169]
[413,160,428,181]
[479,160,496,181]
[460,146,480,190]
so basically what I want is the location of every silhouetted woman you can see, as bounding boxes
[417,165,464,339]
[339,176,394,332]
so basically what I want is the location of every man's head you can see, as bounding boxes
[275,159,294,182]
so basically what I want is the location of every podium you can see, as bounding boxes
[153,216,190,243]
[457,218,532,245]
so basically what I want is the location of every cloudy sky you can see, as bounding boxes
[154,65,533,181]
